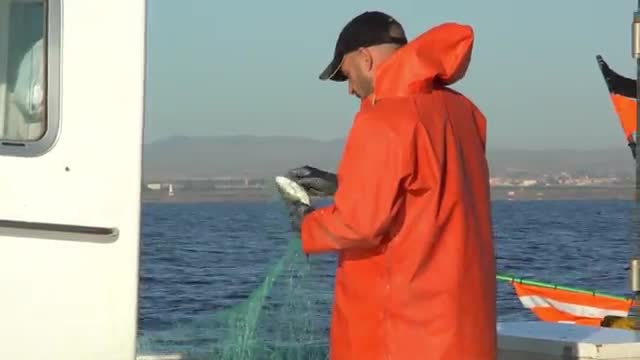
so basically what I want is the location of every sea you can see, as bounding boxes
[137,199,636,358]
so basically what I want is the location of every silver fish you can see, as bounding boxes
[275,176,310,206]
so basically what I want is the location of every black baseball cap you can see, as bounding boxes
[319,11,408,82]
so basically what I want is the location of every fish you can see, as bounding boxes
[274,176,311,206]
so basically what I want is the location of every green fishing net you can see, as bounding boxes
[137,235,331,360]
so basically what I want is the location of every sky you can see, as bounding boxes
[143,0,639,150]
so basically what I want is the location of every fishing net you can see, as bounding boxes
[137,205,333,359]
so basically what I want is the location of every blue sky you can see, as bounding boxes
[143,0,638,150]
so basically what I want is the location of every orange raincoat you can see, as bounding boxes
[300,22,496,359]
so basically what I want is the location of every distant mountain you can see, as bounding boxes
[142,135,635,180]
[485,147,634,177]
[142,135,344,180]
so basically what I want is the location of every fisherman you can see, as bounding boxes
[285,11,497,360]
[6,37,45,141]
[13,37,45,125]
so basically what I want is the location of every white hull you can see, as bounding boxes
[498,321,640,359]
[137,321,640,360]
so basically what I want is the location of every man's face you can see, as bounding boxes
[340,49,374,99]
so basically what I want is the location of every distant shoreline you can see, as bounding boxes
[141,185,636,204]
[489,185,633,201]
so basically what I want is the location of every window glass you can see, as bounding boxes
[0,0,46,142]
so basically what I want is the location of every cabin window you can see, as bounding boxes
[0,0,59,156]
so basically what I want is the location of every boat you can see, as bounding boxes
[0,0,145,358]
[496,2,640,358]
[3,0,640,359]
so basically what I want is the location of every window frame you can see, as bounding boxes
[0,0,61,157]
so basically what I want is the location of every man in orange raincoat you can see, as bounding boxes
[286,11,496,359]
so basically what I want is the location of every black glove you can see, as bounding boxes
[286,165,338,197]
[286,200,315,234]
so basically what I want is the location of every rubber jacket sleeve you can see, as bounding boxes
[299,115,416,253]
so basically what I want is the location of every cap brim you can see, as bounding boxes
[319,56,347,82]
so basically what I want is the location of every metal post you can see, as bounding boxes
[630,1,640,328]
[635,1,640,201]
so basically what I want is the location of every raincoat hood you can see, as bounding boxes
[371,22,474,101]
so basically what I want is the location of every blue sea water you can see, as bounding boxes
[138,199,636,357]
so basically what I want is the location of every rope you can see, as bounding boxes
[496,273,629,301]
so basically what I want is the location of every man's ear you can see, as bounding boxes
[358,47,373,72]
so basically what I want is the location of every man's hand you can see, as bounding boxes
[286,200,314,234]
[286,165,338,197]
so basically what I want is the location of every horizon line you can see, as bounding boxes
[143,134,628,152]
